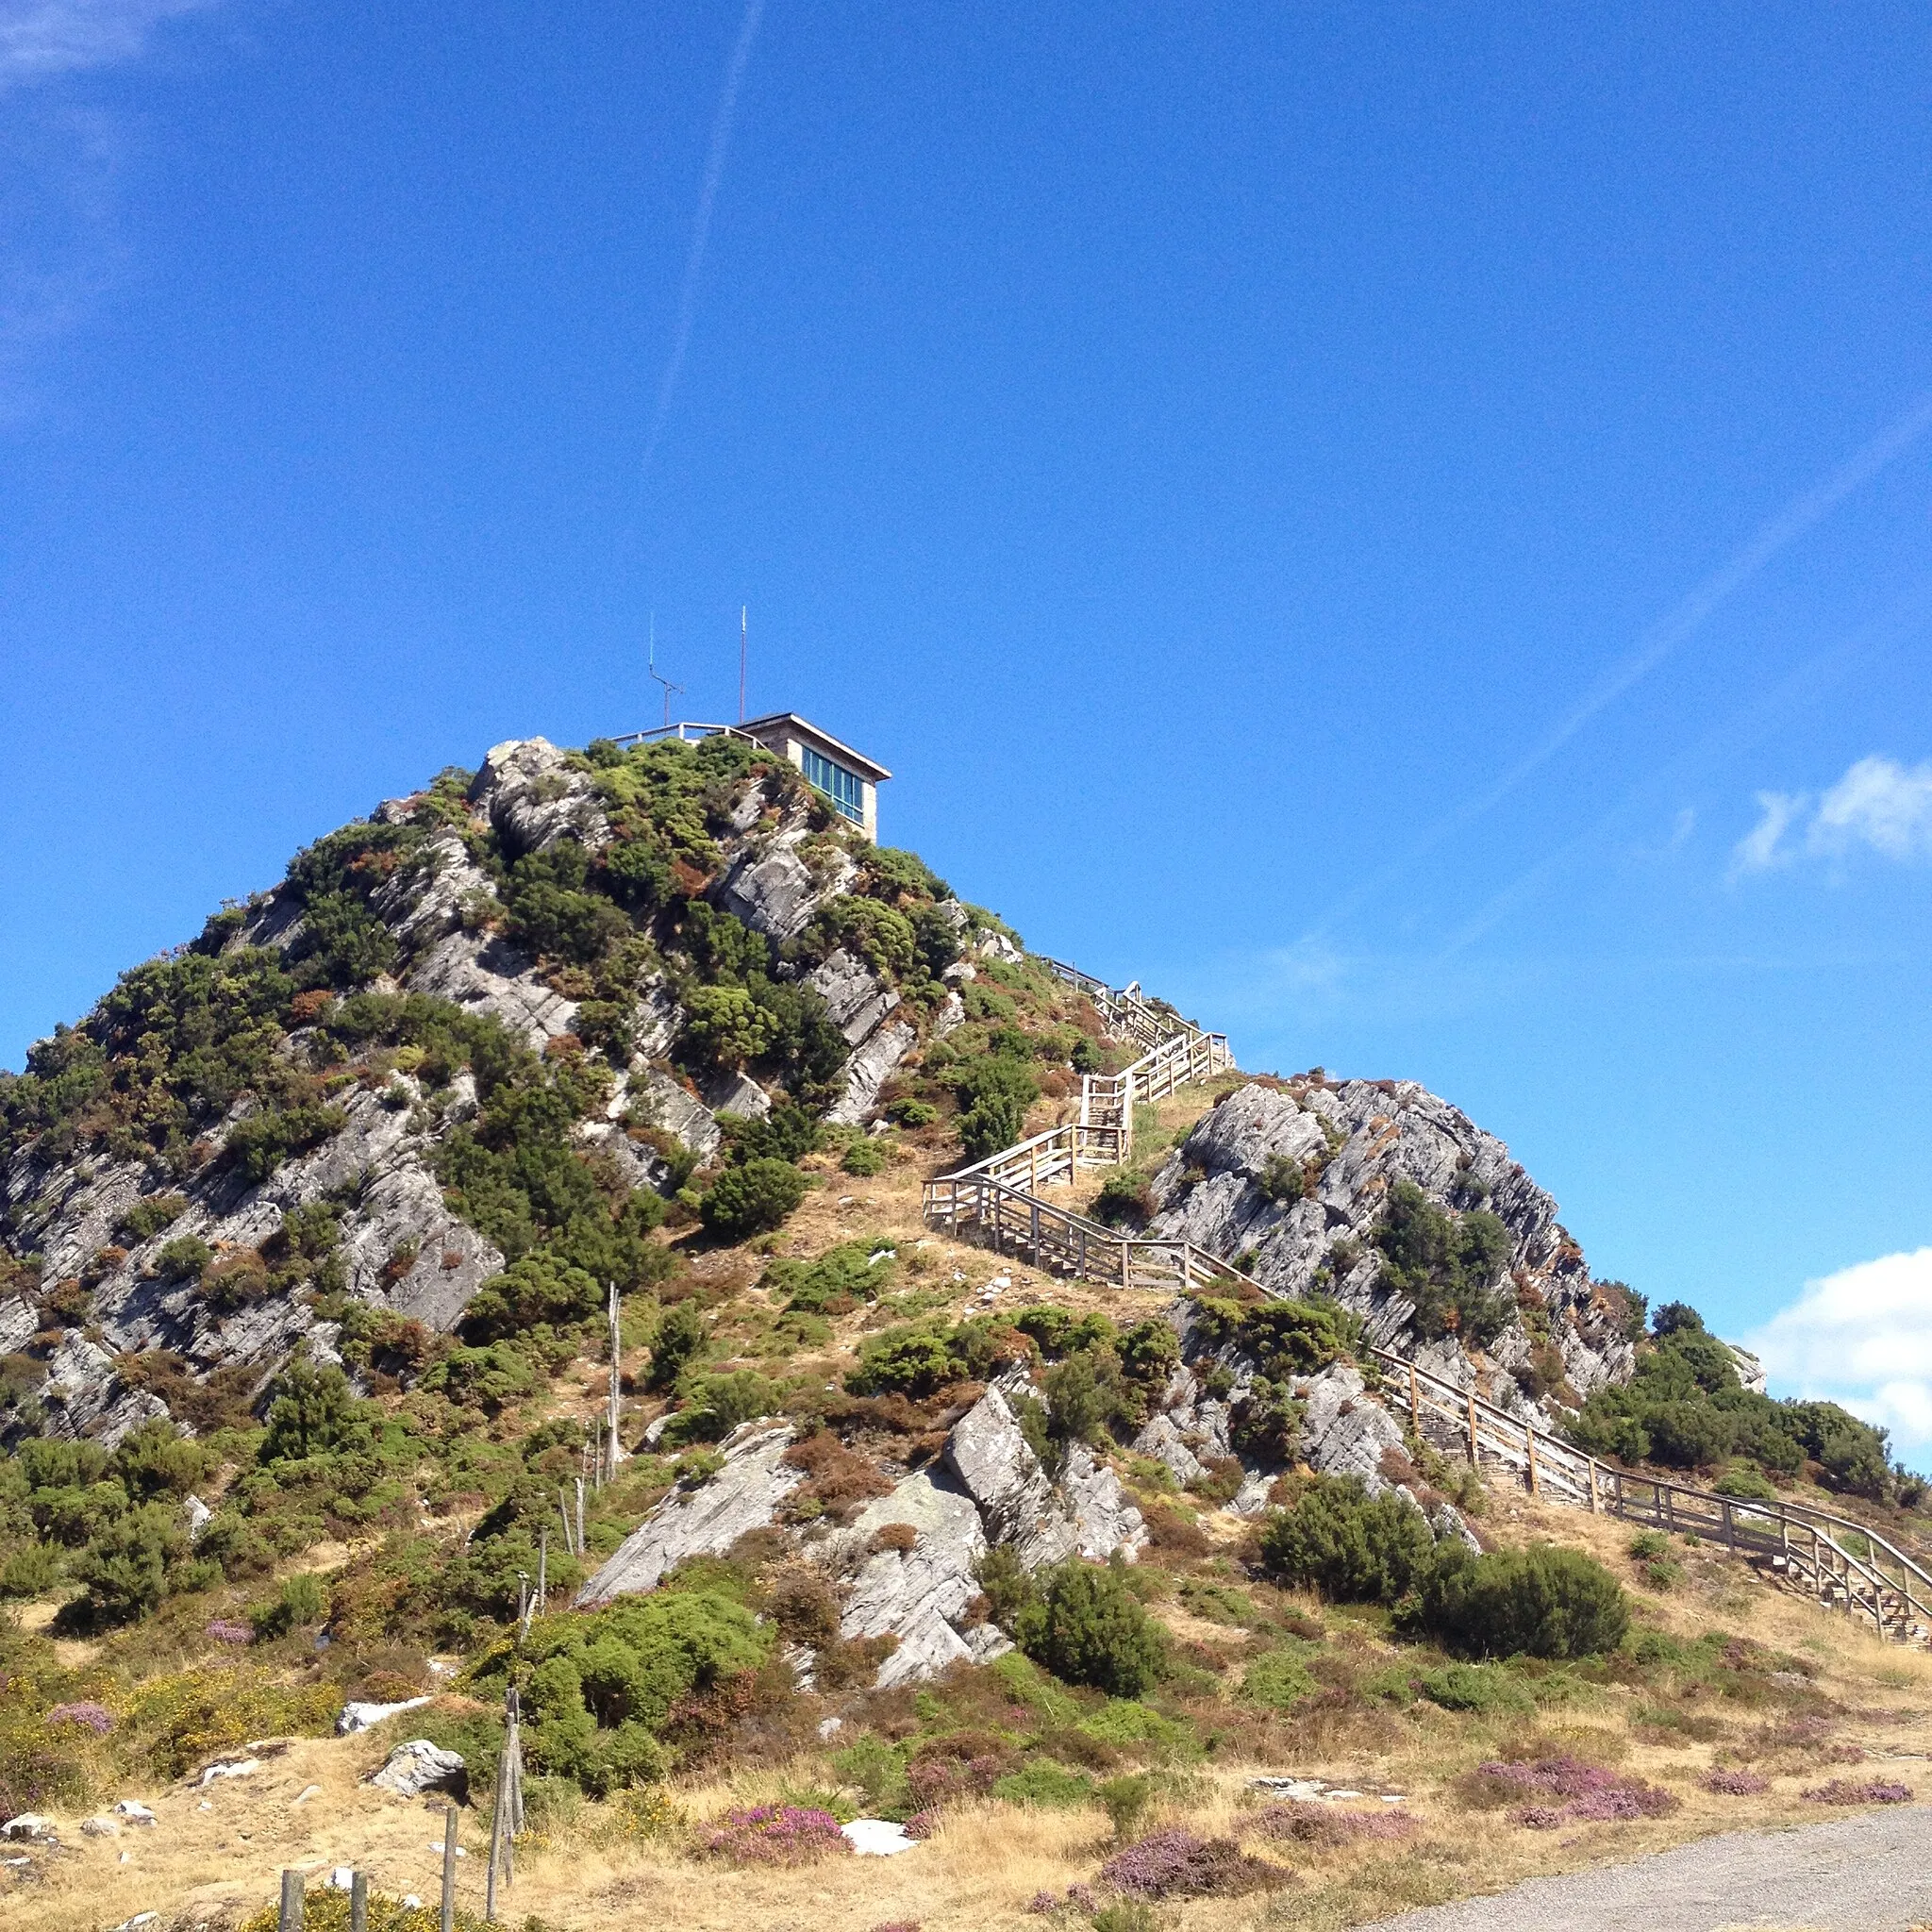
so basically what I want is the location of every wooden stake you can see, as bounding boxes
[608,1282,623,1470]
[441,1805,458,1932]
[349,1872,367,1932]
[537,1528,546,1609]
[1467,1390,1479,1464]
[279,1869,305,1932]
[575,1476,585,1554]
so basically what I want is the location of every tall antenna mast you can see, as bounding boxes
[648,616,684,730]
[739,605,747,724]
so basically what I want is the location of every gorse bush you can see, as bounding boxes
[984,1554,1168,1697]
[699,1158,810,1239]
[1374,1180,1514,1347]
[1568,1298,1907,1500]
[951,1055,1039,1159]
[1257,1475,1435,1604]
[1407,1541,1628,1659]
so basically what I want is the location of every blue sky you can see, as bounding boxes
[4,3,1931,1449]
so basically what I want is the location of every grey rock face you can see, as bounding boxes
[718,831,855,942]
[1297,1362,1408,1490]
[809,950,901,1046]
[576,1424,801,1604]
[828,1020,916,1127]
[834,1469,1011,1687]
[408,929,578,1049]
[625,1068,723,1158]
[1150,1080,1635,1393]
[368,1740,467,1798]
[944,1379,1144,1567]
[471,738,610,858]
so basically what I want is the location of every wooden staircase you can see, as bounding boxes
[920,954,1932,1651]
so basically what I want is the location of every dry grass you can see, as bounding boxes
[13,1076,1932,1932]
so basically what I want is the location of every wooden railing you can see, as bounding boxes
[927,957,1932,1651]
[1374,1345,1932,1648]
[921,959,1239,1297]
[609,721,767,749]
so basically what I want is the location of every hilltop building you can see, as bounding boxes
[615,712,891,841]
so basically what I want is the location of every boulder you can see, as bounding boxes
[577,1424,801,1603]
[337,1695,434,1736]
[111,1802,157,1826]
[835,1469,1010,1687]
[1298,1363,1407,1490]
[369,1740,467,1800]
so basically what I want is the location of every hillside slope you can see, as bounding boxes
[1,730,1924,1932]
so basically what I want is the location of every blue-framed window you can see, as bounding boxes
[802,745,865,823]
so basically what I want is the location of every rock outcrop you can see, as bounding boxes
[577,1425,803,1604]
[0,735,928,1441]
[1150,1079,1637,1404]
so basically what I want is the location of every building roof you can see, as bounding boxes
[740,711,892,782]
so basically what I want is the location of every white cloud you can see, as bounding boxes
[0,0,213,90]
[1810,754,1932,861]
[1731,791,1806,874]
[1730,754,1932,874]
[1745,1247,1932,1457]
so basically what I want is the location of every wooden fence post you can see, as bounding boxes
[1467,1390,1479,1465]
[279,1870,305,1932]
[349,1872,368,1932]
[1407,1362,1420,1434]
[441,1804,458,1932]
[1525,1424,1539,1497]
[1588,1459,1600,1514]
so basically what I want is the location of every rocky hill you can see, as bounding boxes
[4,728,1926,1932]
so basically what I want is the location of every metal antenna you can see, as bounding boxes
[648,616,685,730]
[739,605,747,723]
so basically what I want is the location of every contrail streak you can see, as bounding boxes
[1438,582,1932,956]
[638,0,766,482]
[1301,391,1932,942]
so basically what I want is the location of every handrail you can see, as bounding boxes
[930,958,1930,1650]
[608,722,768,748]
[1369,1344,1932,1646]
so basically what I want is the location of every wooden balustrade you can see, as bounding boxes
[936,958,1932,1651]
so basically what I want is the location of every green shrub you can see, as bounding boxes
[699,1158,810,1238]
[1407,1541,1628,1659]
[1626,1529,1670,1559]
[259,1358,369,1461]
[71,1504,208,1626]
[1374,1180,1514,1347]
[1409,1661,1533,1716]
[225,1104,349,1183]
[1188,1295,1356,1377]
[118,1193,188,1242]
[1004,1560,1168,1698]
[648,1300,708,1390]
[510,1589,770,1794]
[250,1570,328,1639]
[462,1255,604,1340]
[154,1234,213,1282]
[662,1372,779,1446]
[952,1056,1039,1160]
[1092,1170,1154,1228]
[1240,1648,1320,1711]
[841,1140,886,1176]
[991,1757,1094,1808]
[1257,1153,1309,1204]
[764,1241,895,1313]
[1713,1466,1779,1502]
[845,1327,966,1399]
[887,1098,938,1128]
[1257,1476,1435,1605]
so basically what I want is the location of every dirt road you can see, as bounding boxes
[1364,1805,1932,1930]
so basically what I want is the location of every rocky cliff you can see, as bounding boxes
[1147,1076,1641,1420]
[0,733,987,1445]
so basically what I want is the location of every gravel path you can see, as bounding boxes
[1363,1806,1932,1930]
